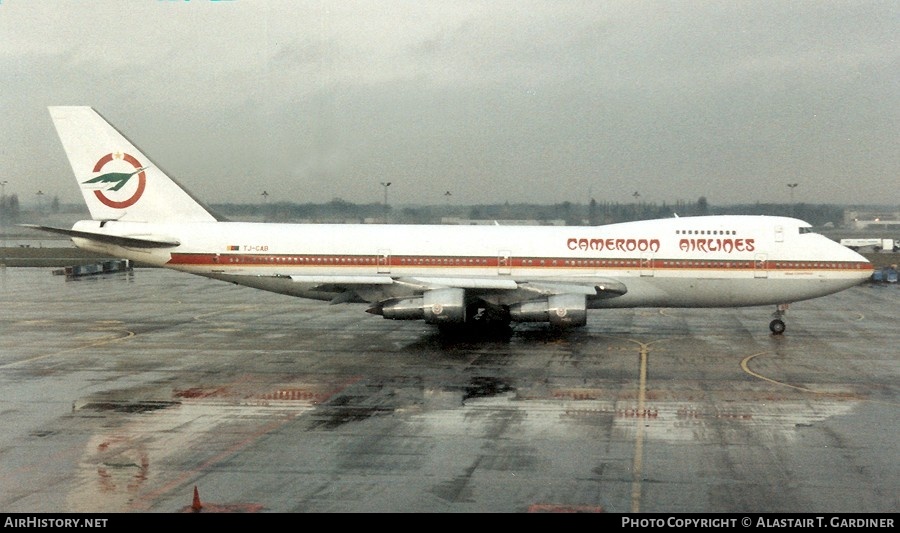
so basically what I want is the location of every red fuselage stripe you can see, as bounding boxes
[167,253,872,272]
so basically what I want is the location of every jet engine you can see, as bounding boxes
[509,293,587,328]
[370,288,467,324]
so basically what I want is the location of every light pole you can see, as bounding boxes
[260,190,269,221]
[380,182,391,223]
[35,190,45,215]
[0,181,7,252]
[443,191,452,222]
[787,183,798,217]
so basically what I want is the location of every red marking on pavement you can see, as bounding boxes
[174,387,229,399]
[257,388,331,403]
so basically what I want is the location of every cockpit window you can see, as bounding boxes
[799,227,813,234]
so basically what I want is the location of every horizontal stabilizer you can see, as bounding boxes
[19,224,181,248]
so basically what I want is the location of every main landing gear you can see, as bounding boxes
[769,303,790,335]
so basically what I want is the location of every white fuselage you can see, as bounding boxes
[70,215,872,309]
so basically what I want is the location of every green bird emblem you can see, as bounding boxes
[83,167,147,191]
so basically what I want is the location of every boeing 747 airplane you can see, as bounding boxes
[27,107,873,335]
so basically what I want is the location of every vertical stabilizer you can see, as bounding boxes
[49,106,217,223]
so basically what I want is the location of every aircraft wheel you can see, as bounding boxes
[769,319,786,335]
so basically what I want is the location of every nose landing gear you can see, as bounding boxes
[769,303,790,335]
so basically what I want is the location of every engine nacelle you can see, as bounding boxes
[378,297,426,320]
[375,288,467,324]
[423,288,466,324]
[509,293,587,328]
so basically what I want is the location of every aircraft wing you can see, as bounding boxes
[288,275,395,286]
[287,274,519,292]
[286,273,627,303]
[516,280,627,299]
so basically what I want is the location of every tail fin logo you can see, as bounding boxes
[85,152,147,209]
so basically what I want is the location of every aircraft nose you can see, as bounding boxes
[853,251,875,280]
[828,239,874,281]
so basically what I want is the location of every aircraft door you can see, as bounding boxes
[754,253,768,278]
[640,253,654,277]
[498,250,511,275]
[377,249,391,274]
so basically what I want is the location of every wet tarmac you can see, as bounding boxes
[0,267,897,513]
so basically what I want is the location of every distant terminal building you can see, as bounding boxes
[844,210,900,230]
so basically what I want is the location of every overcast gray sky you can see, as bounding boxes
[2,1,897,208]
